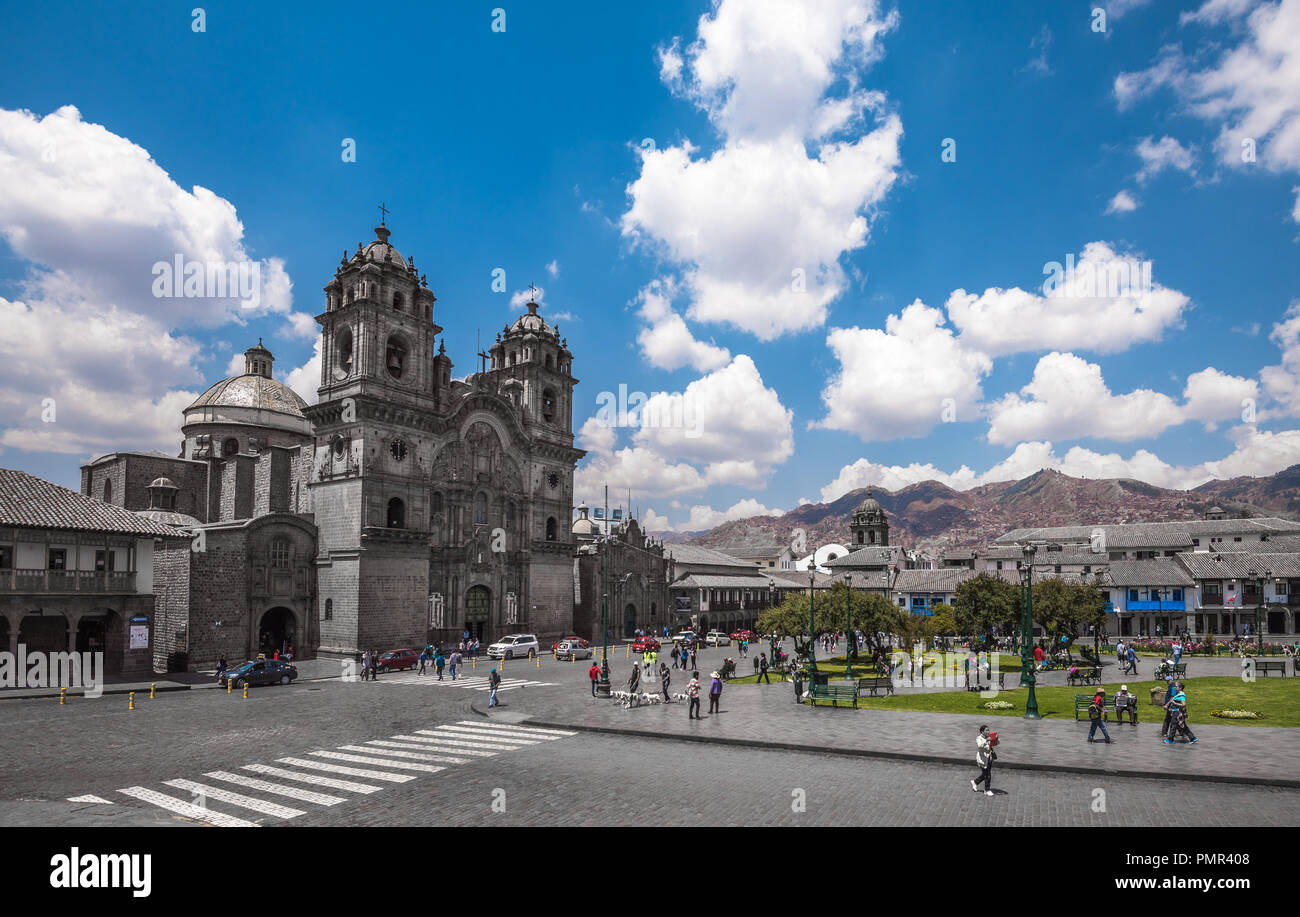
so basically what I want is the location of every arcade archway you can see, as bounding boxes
[258,607,298,657]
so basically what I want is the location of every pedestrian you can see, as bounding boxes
[589,661,601,697]
[448,650,460,681]
[216,656,227,678]
[1126,644,1138,675]
[671,644,680,670]
[660,662,671,701]
[627,663,641,695]
[690,646,698,669]
[1164,685,1198,745]
[273,649,280,661]
[687,671,702,719]
[1087,688,1112,743]
[488,667,501,707]
[1115,685,1138,725]
[752,655,760,676]
[1172,640,1183,668]
[971,724,995,796]
[708,669,722,713]
[418,649,428,676]
[1159,676,1176,739]
[757,652,770,684]
[1033,644,1044,669]
[434,649,445,680]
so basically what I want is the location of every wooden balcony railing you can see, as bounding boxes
[0,568,137,593]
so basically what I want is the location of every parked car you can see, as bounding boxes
[551,636,583,655]
[218,658,298,688]
[555,639,594,660]
[705,631,731,646]
[487,634,539,659]
[632,635,661,653]
[376,648,419,671]
[672,632,698,647]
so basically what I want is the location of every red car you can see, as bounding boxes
[376,648,420,671]
[730,630,757,643]
[551,636,584,654]
[632,636,661,653]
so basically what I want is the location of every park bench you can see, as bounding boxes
[1153,662,1187,679]
[807,682,859,708]
[1073,693,1117,721]
[1253,659,1289,677]
[1067,667,1103,687]
[856,676,894,697]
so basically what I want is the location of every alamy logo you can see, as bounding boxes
[151,254,261,309]
[49,848,151,897]
[0,645,103,697]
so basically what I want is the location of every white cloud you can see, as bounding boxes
[946,241,1190,357]
[509,285,544,309]
[622,0,904,341]
[225,352,246,376]
[285,310,318,340]
[680,499,784,531]
[634,279,731,372]
[814,301,992,441]
[1106,190,1140,213]
[1135,135,1197,182]
[1117,0,1300,221]
[1021,25,1052,76]
[1261,299,1300,417]
[545,259,559,278]
[1182,366,1259,428]
[282,338,321,406]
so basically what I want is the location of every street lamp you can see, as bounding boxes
[596,524,611,697]
[844,573,854,681]
[1018,544,1040,719]
[1258,570,1270,656]
[808,571,818,675]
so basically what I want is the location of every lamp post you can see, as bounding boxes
[1019,544,1040,719]
[807,571,818,675]
[1258,570,1270,656]
[844,574,854,681]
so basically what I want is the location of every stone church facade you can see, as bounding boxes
[82,220,583,670]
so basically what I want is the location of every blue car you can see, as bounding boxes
[218,658,298,688]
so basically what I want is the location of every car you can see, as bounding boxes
[554,639,593,660]
[552,636,583,654]
[487,634,539,659]
[218,658,298,688]
[376,648,420,671]
[632,635,661,653]
[730,629,758,643]
[672,632,698,647]
[705,631,731,646]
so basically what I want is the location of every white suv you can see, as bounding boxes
[705,631,731,646]
[487,634,539,659]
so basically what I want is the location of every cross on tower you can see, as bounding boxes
[529,283,538,302]
[378,201,390,225]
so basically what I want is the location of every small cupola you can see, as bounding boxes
[244,339,274,378]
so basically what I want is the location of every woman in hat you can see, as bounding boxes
[708,670,723,713]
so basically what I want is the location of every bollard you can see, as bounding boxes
[128,692,135,710]
[227,680,232,694]
[150,682,156,700]
[243,683,249,699]
[626,644,630,659]
[537,655,541,669]
[60,687,66,706]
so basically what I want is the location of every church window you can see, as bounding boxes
[545,353,553,369]
[335,325,354,379]
[546,516,557,541]
[431,492,443,515]
[387,497,406,529]
[857,531,864,544]
[393,292,404,312]
[475,492,488,525]
[542,388,557,423]
[386,335,407,380]
[271,538,290,568]
[324,598,333,621]
[507,501,516,529]
[103,479,112,503]
[222,438,239,457]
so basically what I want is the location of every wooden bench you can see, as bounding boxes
[1067,668,1103,686]
[1073,693,1117,721]
[1254,659,1288,677]
[1153,662,1187,679]
[857,676,895,697]
[807,682,858,707]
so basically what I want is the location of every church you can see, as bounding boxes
[81,219,583,671]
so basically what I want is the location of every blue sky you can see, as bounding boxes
[1,0,1299,531]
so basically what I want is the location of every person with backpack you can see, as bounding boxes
[589,660,602,697]
[1087,688,1112,743]
[488,667,502,707]
[1164,684,1199,745]
[434,649,446,680]
[687,671,702,719]
[971,724,995,796]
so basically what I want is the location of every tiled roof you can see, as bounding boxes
[1176,551,1300,580]
[893,567,979,594]
[1102,559,1194,587]
[665,543,756,569]
[829,570,892,590]
[997,517,1300,545]
[674,574,773,589]
[823,545,903,568]
[0,468,186,538]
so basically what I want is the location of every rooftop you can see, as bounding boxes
[0,468,187,538]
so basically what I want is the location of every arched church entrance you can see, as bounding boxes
[258,607,298,657]
[623,603,637,640]
[18,611,67,654]
[465,585,491,643]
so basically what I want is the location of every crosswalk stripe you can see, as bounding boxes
[413,729,522,750]
[363,741,471,761]
[67,794,113,804]
[205,771,346,806]
[457,720,576,737]
[343,744,467,765]
[393,735,499,756]
[277,757,415,783]
[243,764,382,794]
[117,786,258,827]
[162,779,305,819]
[308,751,445,774]
[434,725,542,744]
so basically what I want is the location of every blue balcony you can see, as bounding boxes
[1122,600,1185,611]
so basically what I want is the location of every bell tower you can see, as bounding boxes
[306,216,440,657]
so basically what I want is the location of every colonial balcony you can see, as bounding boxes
[0,568,137,594]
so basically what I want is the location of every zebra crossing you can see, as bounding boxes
[88,720,577,826]
[372,670,557,692]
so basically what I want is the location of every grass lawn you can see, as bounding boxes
[793,676,1300,726]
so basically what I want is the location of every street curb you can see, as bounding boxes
[468,697,1300,790]
[0,684,194,701]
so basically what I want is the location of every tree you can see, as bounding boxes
[1031,577,1107,658]
[952,573,1020,651]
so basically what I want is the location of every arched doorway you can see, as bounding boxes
[465,585,491,642]
[698,614,709,633]
[623,603,637,639]
[76,615,108,655]
[18,611,67,654]
[258,607,298,657]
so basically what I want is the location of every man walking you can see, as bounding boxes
[1087,688,1112,743]
[757,652,770,684]
[671,644,680,670]
[434,648,445,680]
[488,667,502,707]
[418,648,428,676]
[1164,683,1199,744]
[971,724,995,796]
[448,649,460,681]
[687,671,702,719]
[1159,676,1176,739]
[708,670,722,714]
[589,660,601,697]
[1126,644,1138,675]
[660,663,671,702]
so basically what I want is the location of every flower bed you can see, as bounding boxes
[978,700,1015,710]
[1210,709,1262,720]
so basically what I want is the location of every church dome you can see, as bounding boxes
[572,502,598,538]
[149,477,178,489]
[855,490,884,516]
[508,300,556,337]
[186,374,309,419]
[358,224,407,268]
